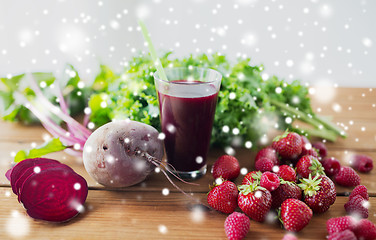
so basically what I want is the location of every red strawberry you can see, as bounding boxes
[280,198,312,232]
[312,141,328,158]
[335,166,360,187]
[241,171,262,185]
[298,174,336,213]
[255,147,279,165]
[237,183,272,222]
[271,181,302,209]
[351,154,373,173]
[212,155,240,180]
[300,147,319,159]
[224,212,250,240]
[255,157,274,172]
[207,180,238,214]
[296,155,325,178]
[353,219,376,240]
[260,172,280,191]
[272,132,303,160]
[322,157,341,177]
[275,165,297,182]
[344,194,369,218]
[326,216,356,235]
[327,230,357,240]
[299,135,319,159]
[349,185,369,201]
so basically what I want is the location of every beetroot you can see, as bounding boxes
[10,158,60,194]
[6,158,88,222]
[83,120,164,187]
[20,168,88,222]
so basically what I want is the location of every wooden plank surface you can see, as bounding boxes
[0,87,375,239]
[0,188,374,240]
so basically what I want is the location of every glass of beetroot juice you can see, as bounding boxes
[154,67,222,179]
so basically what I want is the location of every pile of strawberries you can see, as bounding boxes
[207,131,375,240]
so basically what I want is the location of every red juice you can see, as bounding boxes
[158,81,218,172]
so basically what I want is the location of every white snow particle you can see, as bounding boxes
[215,178,223,185]
[158,225,168,234]
[6,211,30,237]
[275,87,282,94]
[232,128,240,135]
[162,188,169,196]
[166,124,176,133]
[245,141,252,149]
[195,156,203,164]
[255,191,262,198]
[224,146,235,156]
[272,165,280,173]
[33,166,41,174]
[222,125,230,133]
[286,60,294,67]
[285,117,292,124]
[73,143,81,150]
[362,38,373,48]
[240,168,248,175]
[74,183,81,190]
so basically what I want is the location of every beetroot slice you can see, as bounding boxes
[20,167,88,222]
[5,168,12,181]
[16,162,72,201]
[10,158,60,194]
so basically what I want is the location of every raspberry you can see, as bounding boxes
[224,212,250,240]
[335,166,360,187]
[351,154,373,173]
[344,194,369,218]
[326,216,355,235]
[260,172,280,191]
[312,142,328,158]
[275,165,296,182]
[353,219,376,240]
[322,157,341,177]
[327,230,357,240]
[212,155,240,180]
[349,185,369,201]
[255,157,274,172]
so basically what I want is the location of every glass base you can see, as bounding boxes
[168,165,207,180]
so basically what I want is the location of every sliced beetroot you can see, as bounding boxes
[5,168,12,181]
[15,162,72,200]
[10,158,60,193]
[20,167,88,222]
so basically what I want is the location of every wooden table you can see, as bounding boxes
[0,87,375,239]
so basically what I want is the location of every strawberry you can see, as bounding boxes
[321,157,341,177]
[349,185,369,201]
[351,154,373,173]
[272,131,303,160]
[299,135,319,158]
[296,155,325,178]
[344,194,369,218]
[335,166,360,187]
[207,179,238,214]
[212,155,240,180]
[255,157,274,172]
[260,172,280,191]
[326,216,356,235]
[241,171,262,185]
[275,165,296,182]
[300,147,319,159]
[271,180,302,209]
[224,212,250,240]
[312,141,328,158]
[353,219,376,240]
[280,198,312,232]
[298,174,336,213]
[255,147,279,165]
[327,230,357,240]
[237,183,272,222]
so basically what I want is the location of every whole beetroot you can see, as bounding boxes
[83,120,164,188]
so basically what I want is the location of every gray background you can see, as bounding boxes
[0,0,375,87]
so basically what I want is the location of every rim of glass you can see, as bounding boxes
[153,67,222,85]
